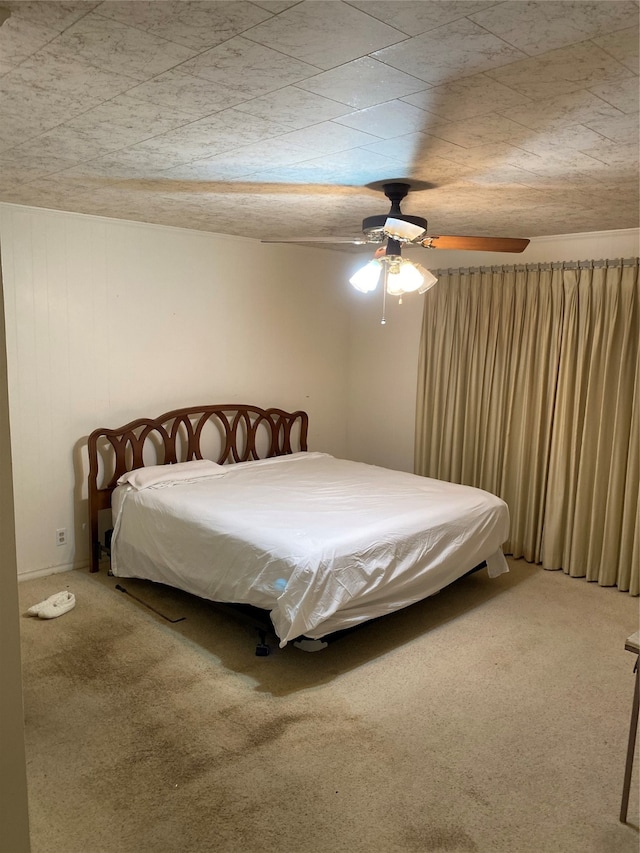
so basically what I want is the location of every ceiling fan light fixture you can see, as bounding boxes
[415,263,438,294]
[349,259,382,293]
[383,217,426,242]
[385,258,424,295]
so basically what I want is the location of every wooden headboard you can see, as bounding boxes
[87,404,308,572]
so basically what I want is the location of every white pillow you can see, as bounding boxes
[117,459,221,490]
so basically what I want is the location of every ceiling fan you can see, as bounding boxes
[264,181,530,315]
[262,181,531,254]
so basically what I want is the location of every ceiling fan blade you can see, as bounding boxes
[261,236,380,245]
[422,235,530,253]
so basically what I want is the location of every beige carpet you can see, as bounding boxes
[18,558,639,853]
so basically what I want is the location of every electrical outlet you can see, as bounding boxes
[56,528,66,546]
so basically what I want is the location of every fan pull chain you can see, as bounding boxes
[381,268,387,324]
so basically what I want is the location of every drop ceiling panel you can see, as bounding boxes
[0,0,636,244]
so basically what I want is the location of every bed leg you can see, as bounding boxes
[90,541,101,573]
[255,631,271,656]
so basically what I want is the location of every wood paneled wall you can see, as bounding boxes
[0,205,351,577]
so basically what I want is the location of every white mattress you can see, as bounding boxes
[111,452,509,646]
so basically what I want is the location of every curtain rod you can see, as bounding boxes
[432,257,639,276]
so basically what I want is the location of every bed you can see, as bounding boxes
[88,404,510,648]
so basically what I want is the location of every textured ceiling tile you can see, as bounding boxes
[499,146,611,181]
[0,14,60,68]
[569,195,639,224]
[459,163,555,189]
[51,14,197,82]
[408,134,480,163]
[212,192,344,239]
[251,1,299,12]
[516,123,622,153]
[353,139,475,189]
[588,78,640,114]
[180,36,319,96]
[593,25,640,72]
[373,18,527,85]
[237,148,408,187]
[6,181,93,210]
[0,147,80,183]
[334,100,430,139]
[115,110,293,167]
[20,171,105,196]
[97,0,273,49]
[503,89,626,130]
[63,94,194,142]
[242,0,407,70]
[583,112,640,144]
[424,113,532,148]
[180,109,293,146]
[486,41,635,99]
[0,0,637,239]
[581,140,640,168]
[123,68,247,118]
[294,57,428,109]
[270,121,380,155]
[400,73,533,121]
[359,131,429,161]
[15,46,138,102]
[57,151,175,180]
[232,86,352,128]
[0,74,103,144]
[158,140,317,182]
[0,107,62,151]
[71,187,164,220]
[0,185,48,205]
[3,126,113,164]
[400,154,477,186]
[18,97,194,162]
[0,2,99,33]
[469,1,639,56]
[348,1,497,37]
[432,141,532,168]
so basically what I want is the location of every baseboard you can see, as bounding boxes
[17,560,89,583]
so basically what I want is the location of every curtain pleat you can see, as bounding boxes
[618,359,639,594]
[415,258,639,595]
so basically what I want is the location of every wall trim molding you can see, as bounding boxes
[528,228,639,243]
[17,561,86,582]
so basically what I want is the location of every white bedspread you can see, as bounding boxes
[111,452,509,646]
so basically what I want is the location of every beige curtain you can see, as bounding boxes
[415,259,639,595]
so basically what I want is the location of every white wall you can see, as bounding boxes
[0,244,31,851]
[345,229,640,473]
[2,204,638,580]
[0,204,352,578]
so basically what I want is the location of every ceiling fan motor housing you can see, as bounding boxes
[362,213,428,234]
[362,181,427,237]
